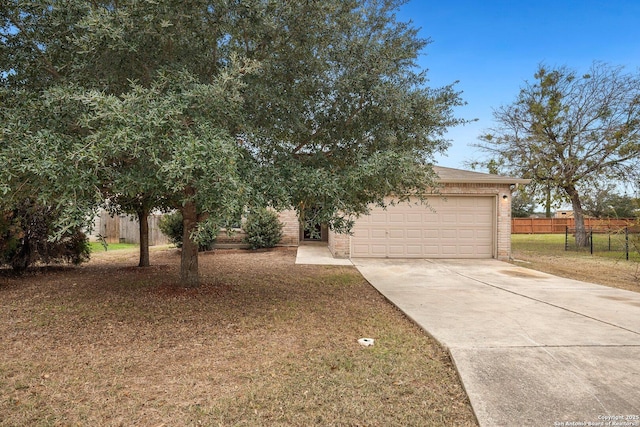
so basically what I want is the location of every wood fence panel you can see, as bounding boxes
[118,214,169,246]
[93,211,168,245]
[99,211,120,244]
[148,214,170,246]
[512,218,635,234]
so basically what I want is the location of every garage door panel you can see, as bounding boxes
[441,245,459,255]
[387,245,406,255]
[386,229,403,239]
[423,229,439,238]
[406,245,423,255]
[406,229,423,239]
[423,214,439,224]
[423,246,441,256]
[456,213,478,224]
[370,213,388,223]
[476,229,492,239]
[441,229,458,238]
[351,196,495,258]
[475,212,493,221]
[370,229,386,238]
[406,213,422,223]
[458,198,481,208]
[353,228,371,238]
[370,245,388,255]
[458,229,475,239]
[442,216,458,224]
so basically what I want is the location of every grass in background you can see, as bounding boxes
[511,233,640,292]
[512,233,640,262]
[511,234,566,255]
[89,242,139,252]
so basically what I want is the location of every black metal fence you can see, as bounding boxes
[565,226,640,260]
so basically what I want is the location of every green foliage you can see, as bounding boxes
[581,182,640,219]
[2,0,466,285]
[0,201,90,272]
[0,212,21,260]
[476,62,640,245]
[158,211,217,251]
[243,209,284,250]
[511,191,535,218]
[158,212,184,248]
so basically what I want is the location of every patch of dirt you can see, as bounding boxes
[0,247,477,426]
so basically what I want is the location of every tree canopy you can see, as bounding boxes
[581,182,639,219]
[2,0,465,285]
[476,62,640,245]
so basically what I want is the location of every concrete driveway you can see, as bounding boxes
[352,258,640,427]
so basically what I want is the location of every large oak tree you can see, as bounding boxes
[2,0,465,285]
[476,63,640,246]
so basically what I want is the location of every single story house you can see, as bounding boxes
[94,166,529,260]
[277,166,529,261]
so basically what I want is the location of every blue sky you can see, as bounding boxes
[397,0,640,170]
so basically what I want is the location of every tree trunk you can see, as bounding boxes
[138,207,150,267]
[180,197,199,287]
[567,185,589,248]
[545,183,552,218]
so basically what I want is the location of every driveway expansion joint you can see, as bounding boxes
[449,344,640,350]
[454,271,640,337]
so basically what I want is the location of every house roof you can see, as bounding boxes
[433,166,531,185]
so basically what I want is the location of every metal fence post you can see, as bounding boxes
[590,228,593,255]
[626,227,629,261]
[565,226,569,251]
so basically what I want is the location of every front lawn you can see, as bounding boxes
[0,248,477,426]
[511,234,640,293]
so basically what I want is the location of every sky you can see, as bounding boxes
[396,0,640,171]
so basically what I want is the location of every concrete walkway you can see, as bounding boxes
[295,243,353,266]
[351,258,640,427]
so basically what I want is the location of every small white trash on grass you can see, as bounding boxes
[358,338,375,347]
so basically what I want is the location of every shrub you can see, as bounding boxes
[0,201,91,272]
[243,208,283,249]
[158,211,216,251]
[158,211,184,248]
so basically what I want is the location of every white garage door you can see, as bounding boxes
[351,196,495,258]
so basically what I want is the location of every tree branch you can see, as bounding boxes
[7,14,62,80]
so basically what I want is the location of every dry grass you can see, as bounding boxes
[512,234,640,293]
[0,247,477,426]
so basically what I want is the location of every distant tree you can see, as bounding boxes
[511,191,535,218]
[606,194,639,219]
[581,182,639,218]
[2,0,466,286]
[476,63,640,246]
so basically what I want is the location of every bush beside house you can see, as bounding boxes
[243,209,284,250]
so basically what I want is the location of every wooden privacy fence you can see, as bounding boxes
[94,211,169,246]
[512,217,635,234]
